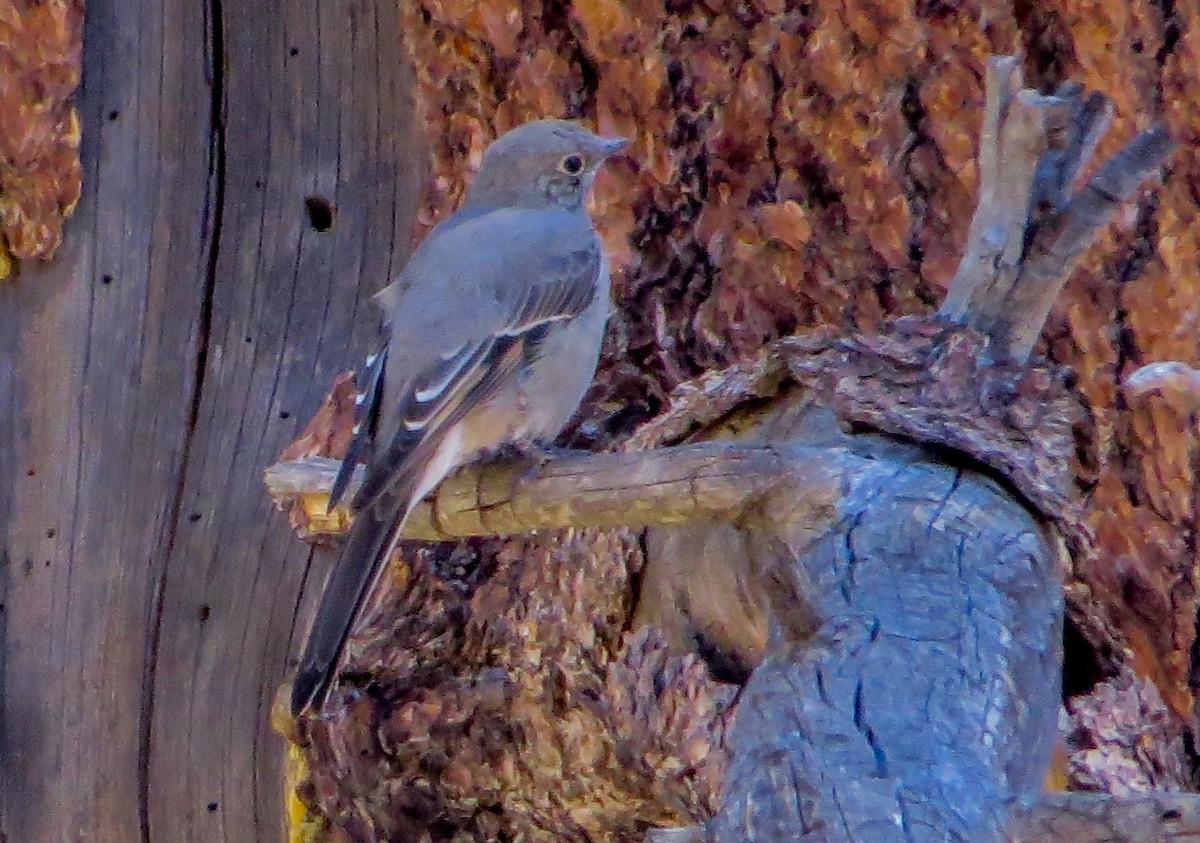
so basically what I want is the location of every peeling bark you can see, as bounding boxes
[0,0,83,274]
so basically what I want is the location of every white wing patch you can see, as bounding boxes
[414,350,474,403]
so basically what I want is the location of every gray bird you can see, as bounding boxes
[291,119,628,715]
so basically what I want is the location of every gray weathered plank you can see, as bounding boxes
[0,0,213,838]
[0,0,423,840]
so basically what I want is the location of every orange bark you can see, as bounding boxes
[0,0,83,273]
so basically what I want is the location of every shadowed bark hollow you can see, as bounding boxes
[271,54,1195,843]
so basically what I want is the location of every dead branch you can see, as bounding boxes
[264,443,874,541]
[939,56,1173,364]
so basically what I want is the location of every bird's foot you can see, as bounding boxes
[477,438,565,466]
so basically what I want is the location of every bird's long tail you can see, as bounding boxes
[290,493,414,716]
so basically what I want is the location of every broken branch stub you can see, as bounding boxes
[939,55,1173,364]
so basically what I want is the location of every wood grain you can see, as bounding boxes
[263,443,863,541]
[0,0,423,840]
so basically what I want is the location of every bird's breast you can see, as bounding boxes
[514,265,610,438]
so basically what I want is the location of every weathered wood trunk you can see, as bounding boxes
[0,1,423,841]
[667,413,1064,842]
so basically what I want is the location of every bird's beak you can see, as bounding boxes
[598,136,631,158]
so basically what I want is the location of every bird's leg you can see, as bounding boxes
[475,438,566,466]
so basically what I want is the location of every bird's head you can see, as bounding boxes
[464,119,629,213]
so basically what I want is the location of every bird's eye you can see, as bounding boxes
[558,154,585,175]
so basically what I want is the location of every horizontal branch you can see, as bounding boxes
[264,443,873,541]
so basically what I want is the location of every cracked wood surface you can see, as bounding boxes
[706,456,1063,842]
[0,1,423,841]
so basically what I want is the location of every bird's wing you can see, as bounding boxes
[353,219,601,511]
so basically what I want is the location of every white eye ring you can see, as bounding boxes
[558,154,585,175]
